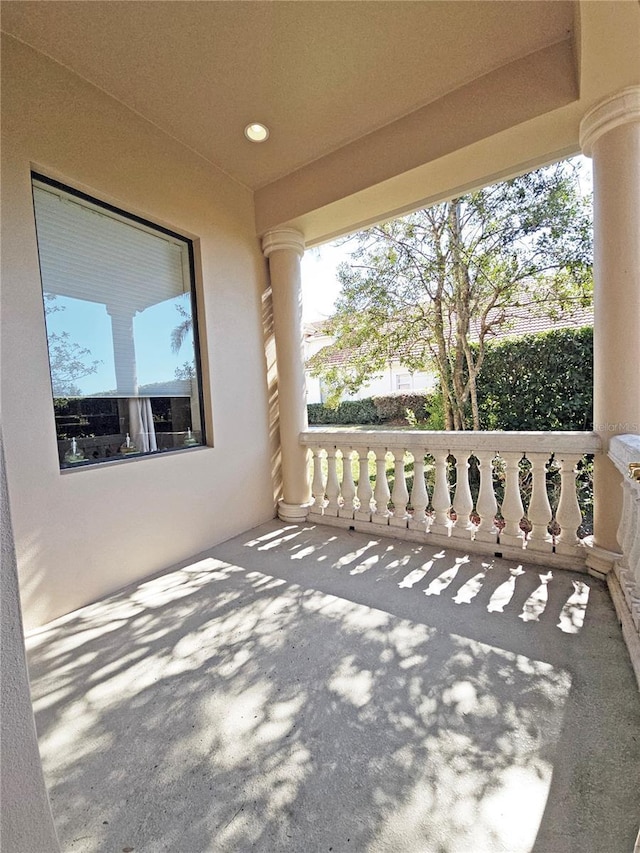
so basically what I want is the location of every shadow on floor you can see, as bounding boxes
[27,521,640,853]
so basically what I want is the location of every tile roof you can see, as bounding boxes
[306,306,593,369]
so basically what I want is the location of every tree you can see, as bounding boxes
[310,160,592,429]
[47,331,101,396]
[170,300,192,354]
[44,295,101,396]
[174,361,195,381]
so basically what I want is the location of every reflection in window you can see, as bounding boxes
[32,174,205,468]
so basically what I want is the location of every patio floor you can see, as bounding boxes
[27,520,640,853]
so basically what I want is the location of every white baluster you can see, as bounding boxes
[526,452,553,553]
[429,449,451,536]
[451,450,474,541]
[555,453,584,555]
[499,451,525,549]
[617,477,634,571]
[309,446,325,518]
[614,478,636,620]
[409,449,430,531]
[474,450,498,543]
[390,449,410,528]
[630,487,640,631]
[339,447,356,519]
[324,446,341,517]
[355,449,373,522]
[626,486,640,607]
[372,448,391,525]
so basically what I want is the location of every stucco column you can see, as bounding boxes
[262,228,312,521]
[106,304,138,394]
[580,87,640,556]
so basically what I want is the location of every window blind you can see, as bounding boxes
[33,181,195,398]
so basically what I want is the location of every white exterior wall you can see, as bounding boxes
[345,363,437,400]
[306,375,325,405]
[304,328,437,405]
[1,37,276,629]
[305,356,436,405]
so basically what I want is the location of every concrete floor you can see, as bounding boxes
[27,520,640,853]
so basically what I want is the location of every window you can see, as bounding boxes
[396,373,412,391]
[32,174,205,469]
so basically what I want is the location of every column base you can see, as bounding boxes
[338,507,356,520]
[526,536,554,554]
[584,540,621,578]
[499,532,526,549]
[277,500,313,522]
[474,528,499,544]
[450,522,477,542]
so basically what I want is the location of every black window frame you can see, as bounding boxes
[32,171,207,469]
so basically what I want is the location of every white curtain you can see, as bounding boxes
[128,398,157,453]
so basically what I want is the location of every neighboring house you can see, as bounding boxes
[305,307,594,404]
[304,321,438,403]
[1,3,638,850]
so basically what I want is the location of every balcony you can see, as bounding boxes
[27,515,640,852]
[2,5,639,849]
[303,430,601,569]
[303,429,640,684]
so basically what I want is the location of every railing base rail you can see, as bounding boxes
[308,512,600,574]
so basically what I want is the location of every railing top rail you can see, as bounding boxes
[301,428,601,455]
[610,433,640,469]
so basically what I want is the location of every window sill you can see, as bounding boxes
[59,443,211,473]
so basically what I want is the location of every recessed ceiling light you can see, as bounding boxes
[244,122,270,143]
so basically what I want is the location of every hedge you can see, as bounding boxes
[308,327,593,430]
[308,398,381,425]
[308,392,432,425]
[372,392,430,422]
[476,326,593,431]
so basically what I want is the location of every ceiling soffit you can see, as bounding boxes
[256,40,577,236]
[5,1,636,244]
[0,0,575,190]
[269,1,640,243]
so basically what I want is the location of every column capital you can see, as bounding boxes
[580,86,640,157]
[262,228,305,259]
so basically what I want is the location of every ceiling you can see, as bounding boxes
[1,1,575,191]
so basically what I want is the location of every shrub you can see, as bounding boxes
[307,398,381,425]
[476,326,593,431]
[309,327,593,431]
[308,392,433,425]
[406,391,446,430]
[372,392,431,422]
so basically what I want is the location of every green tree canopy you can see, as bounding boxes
[310,159,592,429]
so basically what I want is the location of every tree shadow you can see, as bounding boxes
[26,521,640,853]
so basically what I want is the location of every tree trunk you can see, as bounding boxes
[468,366,480,430]
[448,199,473,430]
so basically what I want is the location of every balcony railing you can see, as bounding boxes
[610,435,640,673]
[301,430,601,572]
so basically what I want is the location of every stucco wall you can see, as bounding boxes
[1,430,60,851]
[1,37,276,629]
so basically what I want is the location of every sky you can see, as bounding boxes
[44,293,195,396]
[300,239,354,323]
[300,154,593,324]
